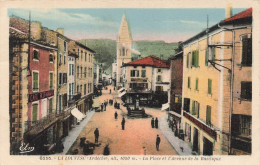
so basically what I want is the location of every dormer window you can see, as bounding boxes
[33,50,40,61]
[49,54,54,63]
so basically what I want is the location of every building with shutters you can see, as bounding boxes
[121,56,170,107]
[75,42,95,115]
[182,7,252,155]
[9,16,59,154]
[168,51,183,137]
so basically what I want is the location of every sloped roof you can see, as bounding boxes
[124,56,169,68]
[183,8,252,45]
[223,8,252,23]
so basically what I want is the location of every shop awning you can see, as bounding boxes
[93,98,99,108]
[119,91,127,97]
[118,88,126,93]
[161,103,169,111]
[71,108,85,121]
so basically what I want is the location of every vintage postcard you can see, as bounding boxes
[0,0,259,165]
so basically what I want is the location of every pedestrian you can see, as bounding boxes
[101,103,103,112]
[155,117,158,129]
[156,135,161,151]
[104,102,107,111]
[114,87,115,91]
[94,128,99,143]
[151,118,155,128]
[103,144,110,155]
[114,111,118,119]
[121,117,125,130]
[110,89,111,94]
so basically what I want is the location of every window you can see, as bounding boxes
[186,53,190,68]
[206,105,211,125]
[183,98,190,113]
[77,85,79,93]
[59,73,63,85]
[84,84,86,95]
[69,64,71,75]
[188,77,191,89]
[84,67,87,78]
[32,104,38,122]
[141,70,146,77]
[49,72,53,89]
[240,115,251,136]
[242,38,252,66]
[63,94,67,107]
[64,55,66,64]
[156,86,163,92]
[195,78,199,91]
[142,66,145,68]
[174,95,182,103]
[157,75,162,82]
[49,54,54,63]
[158,69,161,73]
[72,64,74,76]
[63,73,67,84]
[33,72,39,91]
[59,54,62,65]
[209,47,215,66]
[33,50,40,61]
[191,50,199,67]
[72,83,74,95]
[77,66,79,78]
[241,82,252,100]
[208,79,212,94]
[130,70,139,77]
[49,98,53,114]
[81,67,83,78]
[64,41,67,51]
[192,100,200,118]
[69,83,72,99]
[85,52,87,61]
[77,49,79,56]
[81,51,83,59]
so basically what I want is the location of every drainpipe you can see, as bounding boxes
[56,35,59,116]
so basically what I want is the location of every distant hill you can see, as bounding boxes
[78,39,178,74]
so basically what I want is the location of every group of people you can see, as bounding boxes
[100,100,109,111]
[151,117,159,129]
[114,101,120,109]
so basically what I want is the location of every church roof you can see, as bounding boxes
[118,14,132,42]
[124,56,170,68]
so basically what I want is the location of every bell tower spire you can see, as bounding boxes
[116,14,132,88]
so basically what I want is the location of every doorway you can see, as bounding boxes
[192,127,199,153]
[203,137,213,155]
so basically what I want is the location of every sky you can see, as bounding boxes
[8,8,246,43]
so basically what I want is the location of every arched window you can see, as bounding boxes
[49,54,54,63]
[33,50,40,60]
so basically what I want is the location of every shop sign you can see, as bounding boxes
[184,111,217,139]
[28,90,54,102]
[131,78,147,82]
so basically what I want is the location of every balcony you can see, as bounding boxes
[68,93,81,105]
[24,112,60,137]
[128,87,152,94]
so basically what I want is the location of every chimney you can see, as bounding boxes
[31,21,42,40]
[56,28,64,35]
[226,3,233,19]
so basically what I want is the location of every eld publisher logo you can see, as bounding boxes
[19,143,34,154]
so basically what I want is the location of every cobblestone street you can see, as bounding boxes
[68,85,178,155]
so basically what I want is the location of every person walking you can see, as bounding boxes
[94,128,99,143]
[114,111,118,119]
[151,118,155,128]
[110,89,111,94]
[121,117,125,130]
[103,144,110,155]
[156,135,161,151]
[101,103,103,112]
[155,117,159,129]
[104,102,107,111]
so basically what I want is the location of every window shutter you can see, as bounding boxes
[242,38,252,66]
[208,79,212,94]
[32,104,38,121]
[205,49,208,66]
[196,51,199,67]
[206,105,211,125]
[187,54,189,68]
[192,101,195,115]
[49,99,53,114]
[197,102,200,118]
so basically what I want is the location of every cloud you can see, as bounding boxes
[179,20,204,26]
[9,8,119,28]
